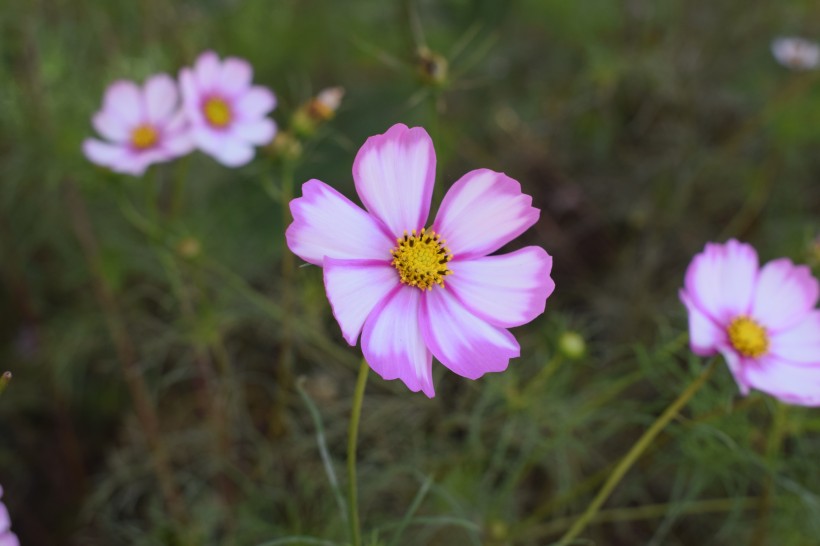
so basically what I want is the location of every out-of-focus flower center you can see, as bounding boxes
[130,124,159,149]
[390,228,452,291]
[727,316,769,358]
[204,97,232,128]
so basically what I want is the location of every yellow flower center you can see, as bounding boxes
[727,316,769,358]
[390,228,453,291]
[204,97,232,128]
[130,124,159,149]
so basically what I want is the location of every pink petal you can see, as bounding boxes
[162,131,194,157]
[352,123,435,236]
[143,73,178,122]
[192,130,254,167]
[102,80,143,125]
[683,240,758,324]
[83,138,127,167]
[446,246,554,328]
[740,354,820,406]
[769,310,820,365]
[433,169,539,259]
[219,57,253,95]
[323,258,398,345]
[234,118,276,145]
[0,534,20,546]
[752,258,819,332]
[179,69,205,123]
[286,180,395,266]
[194,50,221,90]
[420,286,520,381]
[680,290,726,356]
[236,87,276,119]
[92,111,130,142]
[0,502,8,532]
[362,287,434,397]
[719,348,751,395]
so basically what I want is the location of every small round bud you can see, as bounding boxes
[558,331,586,361]
[416,47,448,87]
[176,237,202,260]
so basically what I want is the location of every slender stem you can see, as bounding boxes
[556,360,718,546]
[525,496,758,540]
[751,402,789,546]
[347,359,369,546]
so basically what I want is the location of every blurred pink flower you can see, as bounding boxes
[286,123,555,397]
[179,51,277,167]
[83,75,193,176]
[680,240,820,405]
[0,486,19,546]
[771,37,820,70]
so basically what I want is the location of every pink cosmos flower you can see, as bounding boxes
[83,75,193,176]
[179,51,277,167]
[680,240,820,406]
[0,485,19,546]
[286,123,555,397]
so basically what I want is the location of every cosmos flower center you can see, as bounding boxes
[727,315,769,358]
[130,124,159,150]
[204,96,232,128]
[390,228,453,291]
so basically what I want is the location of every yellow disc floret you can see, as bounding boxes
[131,124,159,149]
[204,97,232,128]
[727,315,769,358]
[390,228,453,291]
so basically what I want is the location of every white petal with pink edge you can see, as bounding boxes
[446,246,554,328]
[220,57,253,96]
[144,74,178,123]
[323,258,398,345]
[236,87,277,119]
[362,287,434,397]
[193,130,254,167]
[433,169,539,259]
[234,118,277,145]
[102,80,142,125]
[194,51,221,89]
[680,290,726,356]
[683,240,758,324]
[738,354,820,406]
[752,258,819,332]
[92,111,130,142]
[769,310,820,365]
[83,138,127,167]
[420,287,520,381]
[353,123,435,236]
[286,180,395,266]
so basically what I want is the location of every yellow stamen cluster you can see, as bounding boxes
[390,228,453,291]
[204,97,232,128]
[130,124,159,150]
[727,315,769,358]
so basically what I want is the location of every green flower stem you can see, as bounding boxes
[751,402,789,546]
[348,359,370,546]
[556,359,718,546]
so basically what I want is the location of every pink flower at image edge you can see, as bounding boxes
[83,74,193,176]
[179,51,277,167]
[0,486,19,546]
[286,123,555,397]
[680,240,820,405]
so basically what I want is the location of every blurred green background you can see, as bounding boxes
[2,0,820,544]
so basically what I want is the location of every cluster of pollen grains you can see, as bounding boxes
[390,228,453,291]
[130,124,159,150]
[727,315,769,358]
[203,96,232,128]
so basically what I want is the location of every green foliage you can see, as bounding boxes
[1,0,820,545]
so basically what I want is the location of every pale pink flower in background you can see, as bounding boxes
[771,36,820,70]
[0,485,19,546]
[83,75,193,176]
[179,51,277,167]
[680,240,820,406]
[286,123,555,397]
